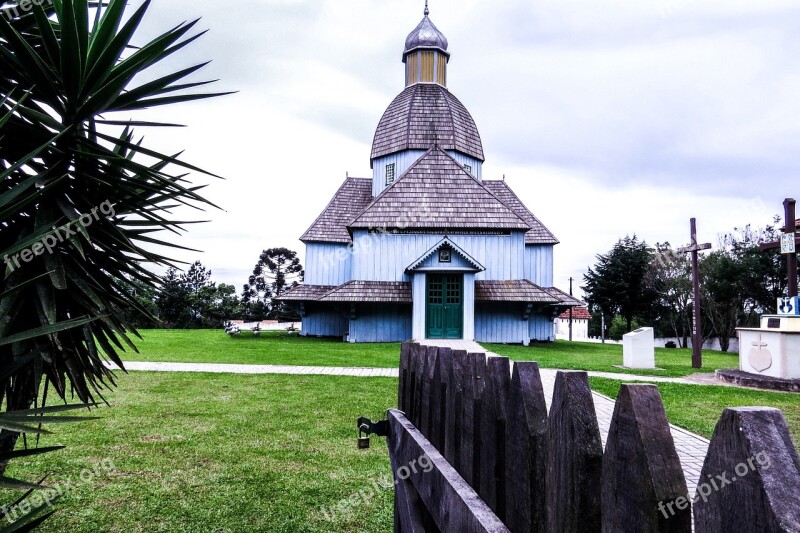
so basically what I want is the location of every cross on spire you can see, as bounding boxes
[424,0,430,16]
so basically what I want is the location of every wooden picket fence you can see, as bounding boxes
[386,342,800,532]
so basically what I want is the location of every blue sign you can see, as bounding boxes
[777,296,800,316]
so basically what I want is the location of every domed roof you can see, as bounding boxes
[404,13,448,55]
[371,84,484,161]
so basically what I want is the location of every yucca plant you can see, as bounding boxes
[0,0,227,494]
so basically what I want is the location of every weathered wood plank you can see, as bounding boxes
[546,371,603,533]
[601,384,690,533]
[479,356,511,520]
[444,349,468,471]
[694,407,800,532]
[460,352,487,490]
[387,409,510,533]
[432,347,452,452]
[419,346,438,440]
[408,343,422,425]
[411,343,427,428]
[505,361,548,533]
[399,342,412,413]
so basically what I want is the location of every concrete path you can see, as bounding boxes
[108,361,398,377]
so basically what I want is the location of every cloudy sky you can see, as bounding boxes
[125,0,800,297]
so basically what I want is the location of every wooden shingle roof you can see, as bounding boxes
[371,84,484,161]
[276,284,336,301]
[321,281,412,303]
[349,148,529,231]
[475,280,560,303]
[543,287,585,307]
[483,181,560,245]
[300,178,373,244]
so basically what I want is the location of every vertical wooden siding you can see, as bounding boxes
[524,245,554,287]
[301,305,348,338]
[474,303,528,344]
[371,150,426,196]
[304,243,352,286]
[351,231,525,282]
[349,304,412,342]
[447,151,483,179]
[529,313,555,342]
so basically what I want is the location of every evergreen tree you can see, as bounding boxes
[582,235,656,332]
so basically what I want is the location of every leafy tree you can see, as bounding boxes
[155,262,240,328]
[156,268,193,328]
[647,243,693,346]
[582,236,656,332]
[608,315,640,341]
[700,220,791,351]
[182,261,213,324]
[700,252,743,352]
[244,248,304,322]
[0,0,227,486]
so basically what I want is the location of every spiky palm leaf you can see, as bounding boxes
[0,0,227,404]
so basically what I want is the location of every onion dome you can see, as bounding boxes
[402,3,450,87]
[404,6,449,55]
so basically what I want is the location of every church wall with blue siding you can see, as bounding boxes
[290,6,572,345]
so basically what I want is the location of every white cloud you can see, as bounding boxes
[118,0,799,293]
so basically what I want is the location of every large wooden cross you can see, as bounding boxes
[678,218,712,369]
[759,198,799,298]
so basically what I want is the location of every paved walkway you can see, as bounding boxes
[107,361,397,377]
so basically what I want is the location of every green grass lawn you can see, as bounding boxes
[120,330,401,368]
[122,330,738,379]
[5,373,397,532]
[6,369,798,531]
[590,378,800,450]
[486,341,740,377]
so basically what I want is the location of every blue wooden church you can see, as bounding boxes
[278,5,580,344]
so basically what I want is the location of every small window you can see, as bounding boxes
[464,164,472,173]
[385,163,396,185]
[439,248,452,263]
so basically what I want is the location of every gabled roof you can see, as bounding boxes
[371,84,484,161]
[277,284,336,301]
[300,178,373,244]
[349,148,529,231]
[475,280,560,303]
[321,281,412,303]
[406,237,485,273]
[558,307,592,320]
[483,181,559,245]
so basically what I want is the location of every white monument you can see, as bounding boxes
[737,296,800,380]
[622,327,656,369]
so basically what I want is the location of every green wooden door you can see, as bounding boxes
[426,274,463,339]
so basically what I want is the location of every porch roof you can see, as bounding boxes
[475,280,560,303]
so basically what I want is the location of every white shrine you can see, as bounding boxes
[737,296,800,380]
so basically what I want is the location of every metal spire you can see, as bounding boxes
[424,0,429,16]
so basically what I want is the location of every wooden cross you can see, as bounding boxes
[758,198,799,298]
[678,218,712,369]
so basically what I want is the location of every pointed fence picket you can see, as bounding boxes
[388,342,800,533]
